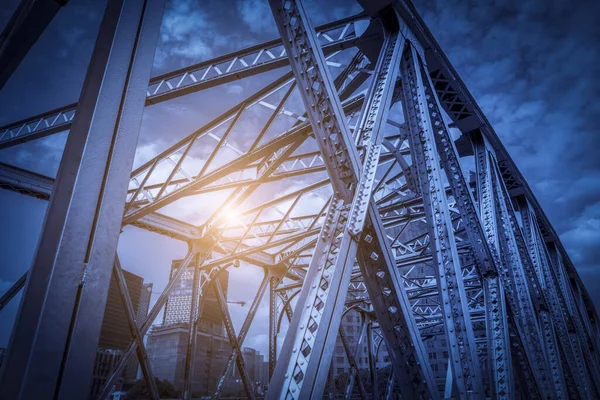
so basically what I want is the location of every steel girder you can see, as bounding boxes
[392,0,600,351]
[1,0,599,399]
[266,1,438,399]
[0,57,367,399]
[400,45,484,398]
[0,163,286,268]
[0,161,54,200]
[519,198,595,398]
[0,0,166,398]
[0,14,372,149]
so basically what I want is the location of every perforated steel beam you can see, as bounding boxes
[488,152,558,398]
[519,198,593,398]
[400,45,484,398]
[413,52,516,399]
[391,1,599,347]
[266,2,438,399]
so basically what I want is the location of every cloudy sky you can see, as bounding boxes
[0,0,598,358]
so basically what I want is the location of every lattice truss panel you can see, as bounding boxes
[1,1,599,399]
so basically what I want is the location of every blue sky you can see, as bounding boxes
[0,0,598,356]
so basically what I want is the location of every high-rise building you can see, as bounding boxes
[98,269,144,351]
[90,349,124,398]
[146,259,233,395]
[239,347,269,387]
[90,269,150,399]
[229,347,270,395]
[163,260,229,335]
[146,323,232,394]
[331,309,390,377]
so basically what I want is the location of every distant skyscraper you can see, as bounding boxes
[238,347,270,388]
[90,349,124,398]
[146,259,234,395]
[146,324,232,394]
[163,259,229,335]
[98,269,144,351]
[91,269,150,398]
[331,309,390,377]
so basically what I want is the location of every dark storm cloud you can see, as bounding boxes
[0,0,106,175]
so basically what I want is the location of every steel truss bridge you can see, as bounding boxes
[0,0,598,399]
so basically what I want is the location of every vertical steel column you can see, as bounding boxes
[550,245,600,395]
[400,45,484,398]
[573,282,599,354]
[472,137,514,399]
[483,276,512,399]
[266,0,359,394]
[355,26,440,399]
[548,246,574,316]
[341,318,367,400]
[0,1,164,398]
[507,317,541,400]
[538,312,569,398]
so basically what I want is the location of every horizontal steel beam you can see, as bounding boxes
[0,161,54,200]
[0,163,280,267]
